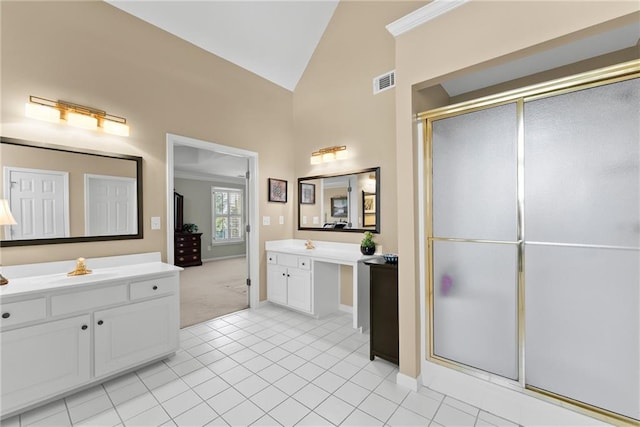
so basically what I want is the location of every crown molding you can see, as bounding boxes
[386,0,469,38]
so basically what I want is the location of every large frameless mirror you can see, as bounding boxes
[1,136,143,247]
[297,167,380,233]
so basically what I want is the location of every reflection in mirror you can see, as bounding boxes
[1,137,143,247]
[298,167,380,233]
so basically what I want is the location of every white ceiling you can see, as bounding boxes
[107,0,339,91]
[173,145,248,184]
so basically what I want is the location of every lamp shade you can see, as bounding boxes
[0,199,17,225]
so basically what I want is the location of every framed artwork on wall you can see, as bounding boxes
[268,178,287,203]
[331,196,348,217]
[300,183,315,204]
[363,191,376,227]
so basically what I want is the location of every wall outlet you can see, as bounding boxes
[263,216,270,225]
[151,216,161,230]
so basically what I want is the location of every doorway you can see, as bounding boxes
[166,133,259,327]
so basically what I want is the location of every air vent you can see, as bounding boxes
[373,70,395,94]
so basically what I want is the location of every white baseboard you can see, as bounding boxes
[339,304,353,314]
[202,254,246,263]
[396,372,420,392]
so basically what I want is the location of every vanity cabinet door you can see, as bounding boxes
[0,315,91,415]
[287,268,312,313]
[267,264,288,305]
[94,296,178,378]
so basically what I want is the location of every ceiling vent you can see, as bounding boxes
[373,70,395,94]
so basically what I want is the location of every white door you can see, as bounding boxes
[267,264,288,305]
[85,174,137,236]
[0,315,91,415]
[4,167,69,240]
[287,268,312,313]
[94,297,178,378]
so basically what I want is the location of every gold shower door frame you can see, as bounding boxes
[419,59,640,426]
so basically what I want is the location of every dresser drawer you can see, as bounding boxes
[277,253,298,268]
[267,253,278,264]
[130,277,177,300]
[51,285,127,316]
[298,257,311,270]
[176,234,200,243]
[176,247,200,255]
[0,298,46,329]
[176,254,200,264]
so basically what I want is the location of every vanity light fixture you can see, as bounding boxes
[0,199,17,285]
[310,145,348,164]
[25,96,130,137]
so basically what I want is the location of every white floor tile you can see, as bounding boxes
[173,402,218,427]
[268,398,310,426]
[250,414,282,426]
[277,353,306,371]
[229,347,259,364]
[221,400,265,426]
[258,364,290,383]
[313,371,346,393]
[328,360,361,379]
[208,357,239,375]
[205,416,230,426]
[162,389,204,418]
[334,381,371,407]
[27,409,71,427]
[387,406,431,426]
[244,355,274,373]
[263,346,290,361]
[206,387,245,415]
[115,392,158,421]
[311,352,341,369]
[142,367,180,390]
[373,379,411,404]
[357,393,398,423]
[249,385,289,413]
[152,378,191,402]
[364,359,398,378]
[67,394,114,424]
[65,385,106,408]
[107,380,149,406]
[219,365,253,385]
[476,411,519,427]
[235,374,270,397]
[350,369,385,391]
[292,383,330,410]
[193,376,230,400]
[295,411,332,426]
[443,396,480,417]
[187,342,215,357]
[280,339,306,353]
[182,367,217,388]
[171,358,204,376]
[273,372,308,395]
[433,404,477,427]
[294,362,326,381]
[197,349,227,366]
[250,340,276,354]
[20,399,67,426]
[341,409,385,427]
[125,405,170,427]
[218,341,245,356]
[314,395,355,425]
[73,408,121,427]
[401,390,441,420]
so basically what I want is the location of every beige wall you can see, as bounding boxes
[292,1,426,249]
[0,1,294,303]
[394,0,640,378]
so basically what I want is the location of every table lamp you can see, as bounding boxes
[0,199,17,285]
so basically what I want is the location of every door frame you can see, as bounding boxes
[166,133,259,309]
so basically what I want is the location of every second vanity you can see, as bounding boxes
[265,239,378,331]
[0,252,181,420]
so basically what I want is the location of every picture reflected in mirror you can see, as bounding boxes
[298,167,379,233]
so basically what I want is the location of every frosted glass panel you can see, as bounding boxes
[433,241,518,379]
[525,244,640,420]
[432,103,517,241]
[524,78,640,247]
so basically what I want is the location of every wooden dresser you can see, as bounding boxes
[174,232,203,267]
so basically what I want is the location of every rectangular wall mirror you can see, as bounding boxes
[1,136,143,247]
[298,167,380,233]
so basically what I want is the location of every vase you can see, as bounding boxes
[361,245,375,255]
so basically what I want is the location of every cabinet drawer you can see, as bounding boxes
[277,253,298,268]
[267,253,277,264]
[0,298,46,329]
[176,247,200,255]
[298,257,311,270]
[51,285,127,316]
[130,277,177,301]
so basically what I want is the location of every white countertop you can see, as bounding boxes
[0,253,182,298]
[265,239,379,264]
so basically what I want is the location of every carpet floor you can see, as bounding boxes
[179,257,248,328]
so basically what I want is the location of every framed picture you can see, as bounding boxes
[363,191,376,227]
[299,183,315,204]
[331,196,348,218]
[268,178,287,203]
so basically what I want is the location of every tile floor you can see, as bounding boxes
[3,305,521,427]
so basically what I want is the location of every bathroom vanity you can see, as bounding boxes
[0,252,181,420]
[265,239,378,331]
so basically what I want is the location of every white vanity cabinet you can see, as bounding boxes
[267,252,313,314]
[0,254,180,420]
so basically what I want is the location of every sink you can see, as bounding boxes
[29,271,119,285]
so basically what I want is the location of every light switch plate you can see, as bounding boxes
[279,215,284,225]
[151,216,161,230]
[313,216,319,225]
[263,216,270,226]
[302,216,307,224]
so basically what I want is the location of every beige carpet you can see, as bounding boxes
[179,257,248,328]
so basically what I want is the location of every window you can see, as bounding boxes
[212,187,244,244]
